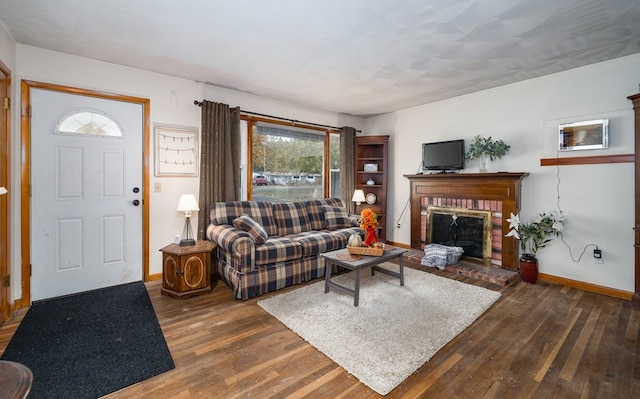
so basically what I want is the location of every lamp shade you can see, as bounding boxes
[351,189,366,204]
[176,194,199,212]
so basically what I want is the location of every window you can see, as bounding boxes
[55,109,123,137]
[247,121,340,202]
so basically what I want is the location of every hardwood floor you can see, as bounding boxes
[1,261,639,398]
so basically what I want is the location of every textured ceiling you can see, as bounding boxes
[0,0,639,116]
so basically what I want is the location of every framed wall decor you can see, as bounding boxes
[364,163,378,172]
[558,119,609,151]
[155,125,199,176]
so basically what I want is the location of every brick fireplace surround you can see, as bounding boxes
[422,199,502,266]
[404,173,528,284]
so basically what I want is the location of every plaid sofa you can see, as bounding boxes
[206,198,360,300]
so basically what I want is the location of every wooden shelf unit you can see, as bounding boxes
[354,135,389,241]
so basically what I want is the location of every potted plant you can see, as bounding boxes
[465,135,511,172]
[505,211,565,283]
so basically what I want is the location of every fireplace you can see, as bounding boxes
[427,206,492,264]
[405,173,528,270]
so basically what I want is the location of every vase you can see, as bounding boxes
[519,255,538,284]
[364,226,378,247]
[478,155,490,173]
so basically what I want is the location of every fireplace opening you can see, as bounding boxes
[427,206,492,264]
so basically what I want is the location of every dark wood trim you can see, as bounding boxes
[540,153,634,166]
[629,92,640,300]
[19,81,30,308]
[19,80,151,307]
[0,59,10,324]
[386,240,410,249]
[404,172,528,270]
[538,272,633,300]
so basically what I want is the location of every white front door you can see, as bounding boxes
[31,89,143,300]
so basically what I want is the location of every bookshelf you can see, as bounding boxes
[354,135,389,241]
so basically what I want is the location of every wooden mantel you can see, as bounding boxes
[404,172,528,270]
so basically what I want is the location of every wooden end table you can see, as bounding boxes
[321,247,408,306]
[160,240,217,299]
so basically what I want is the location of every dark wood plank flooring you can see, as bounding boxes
[1,261,638,398]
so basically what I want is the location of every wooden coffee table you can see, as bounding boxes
[321,247,408,306]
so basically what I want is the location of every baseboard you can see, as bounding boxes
[386,241,410,249]
[148,273,163,281]
[538,272,633,301]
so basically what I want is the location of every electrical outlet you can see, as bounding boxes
[593,248,603,264]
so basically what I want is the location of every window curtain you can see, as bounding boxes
[198,101,241,240]
[340,126,356,214]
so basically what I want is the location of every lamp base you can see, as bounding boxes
[179,216,196,246]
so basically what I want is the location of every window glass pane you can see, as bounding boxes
[240,119,248,200]
[56,110,123,137]
[329,132,341,198]
[252,123,327,202]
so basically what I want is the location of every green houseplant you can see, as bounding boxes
[465,135,511,172]
[506,211,565,283]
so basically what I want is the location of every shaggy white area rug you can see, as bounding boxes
[258,263,501,395]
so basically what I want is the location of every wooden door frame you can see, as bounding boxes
[629,92,640,303]
[19,80,151,307]
[0,60,10,321]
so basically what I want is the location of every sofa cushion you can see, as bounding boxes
[290,231,348,256]
[255,236,303,266]
[322,205,353,229]
[272,202,311,236]
[232,215,268,244]
[324,226,362,240]
[211,201,278,236]
[304,198,345,230]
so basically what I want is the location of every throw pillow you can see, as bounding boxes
[272,202,311,236]
[322,205,353,230]
[232,215,268,244]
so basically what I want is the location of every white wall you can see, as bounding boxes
[5,44,364,302]
[365,53,640,293]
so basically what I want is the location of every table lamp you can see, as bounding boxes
[351,189,366,206]
[177,194,199,246]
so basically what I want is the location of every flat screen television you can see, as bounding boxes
[422,139,465,173]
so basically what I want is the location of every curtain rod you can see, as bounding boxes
[194,100,358,132]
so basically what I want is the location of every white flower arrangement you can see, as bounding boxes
[506,210,565,259]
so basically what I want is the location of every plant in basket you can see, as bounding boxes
[359,208,379,247]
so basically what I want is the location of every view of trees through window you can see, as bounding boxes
[251,123,340,202]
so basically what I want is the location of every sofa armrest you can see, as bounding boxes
[207,224,257,272]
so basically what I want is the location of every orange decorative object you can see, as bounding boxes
[359,208,379,247]
[364,226,378,247]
